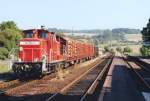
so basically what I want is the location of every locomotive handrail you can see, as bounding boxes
[8,48,19,61]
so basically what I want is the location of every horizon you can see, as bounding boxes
[48,27,142,31]
[0,0,150,30]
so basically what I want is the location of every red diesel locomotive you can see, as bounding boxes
[12,28,98,78]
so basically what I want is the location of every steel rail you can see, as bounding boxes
[80,56,113,101]
[46,55,114,101]
[45,58,104,101]
[122,54,150,89]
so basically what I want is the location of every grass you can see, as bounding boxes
[0,64,11,73]
[122,44,142,56]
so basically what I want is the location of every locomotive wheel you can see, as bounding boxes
[12,64,24,79]
[12,63,41,79]
[34,64,42,78]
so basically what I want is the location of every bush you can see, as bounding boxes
[104,46,110,52]
[110,48,114,52]
[116,47,122,52]
[0,21,21,59]
[123,46,132,54]
[140,46,150,56]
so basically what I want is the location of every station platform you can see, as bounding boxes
[98,56,145,101]
[140,58,150,64]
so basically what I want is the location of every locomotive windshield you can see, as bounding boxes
[39,31,48,38]
[24,31,33,38]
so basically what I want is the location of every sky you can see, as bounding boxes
[0,0,150,30]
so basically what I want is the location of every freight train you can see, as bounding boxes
[11,28,98,78]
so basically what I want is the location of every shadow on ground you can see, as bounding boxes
[102,62,146,101]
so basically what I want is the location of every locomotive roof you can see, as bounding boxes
[23,29,50,33]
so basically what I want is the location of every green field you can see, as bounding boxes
[99,42,142,56]
[0,63,11,73]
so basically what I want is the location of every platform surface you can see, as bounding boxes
[98,55,145,101]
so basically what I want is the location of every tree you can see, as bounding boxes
[0,21,18,31]
[104,46,110,52]
[141,19,150,44]
[103,30,112,42]
[123,46,132,54]
[56,32,65,37]
[0,21,21,59]
[0,48,8,59]
[141,18,150,56]
[140,46,149,56]
[116,47,122,52]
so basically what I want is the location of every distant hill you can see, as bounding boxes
[48,28,141,44]
[48,28,141,34]
[112,28,141,34]
[48,28,103,33]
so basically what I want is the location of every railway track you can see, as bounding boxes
[123,55,150,90]
[0,72,18,89]
[0,74,30,95]
[0,55,104,101]
[0,61,77,92]
[46,55,114,101]
[0,56,105,93]
[0,79,28,91]
[127,56,150,72]
[0,74,55,93]
[0,72,16,82]
[0,59,94,94]
[6,73,56,94]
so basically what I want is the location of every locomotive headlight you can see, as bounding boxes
[18,58,21,62]
[34,58,38,62]
[20,47,23,51]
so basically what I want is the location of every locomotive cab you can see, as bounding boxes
[12,29,67,78]
[19,29,48,62]
[12,29,50,78]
